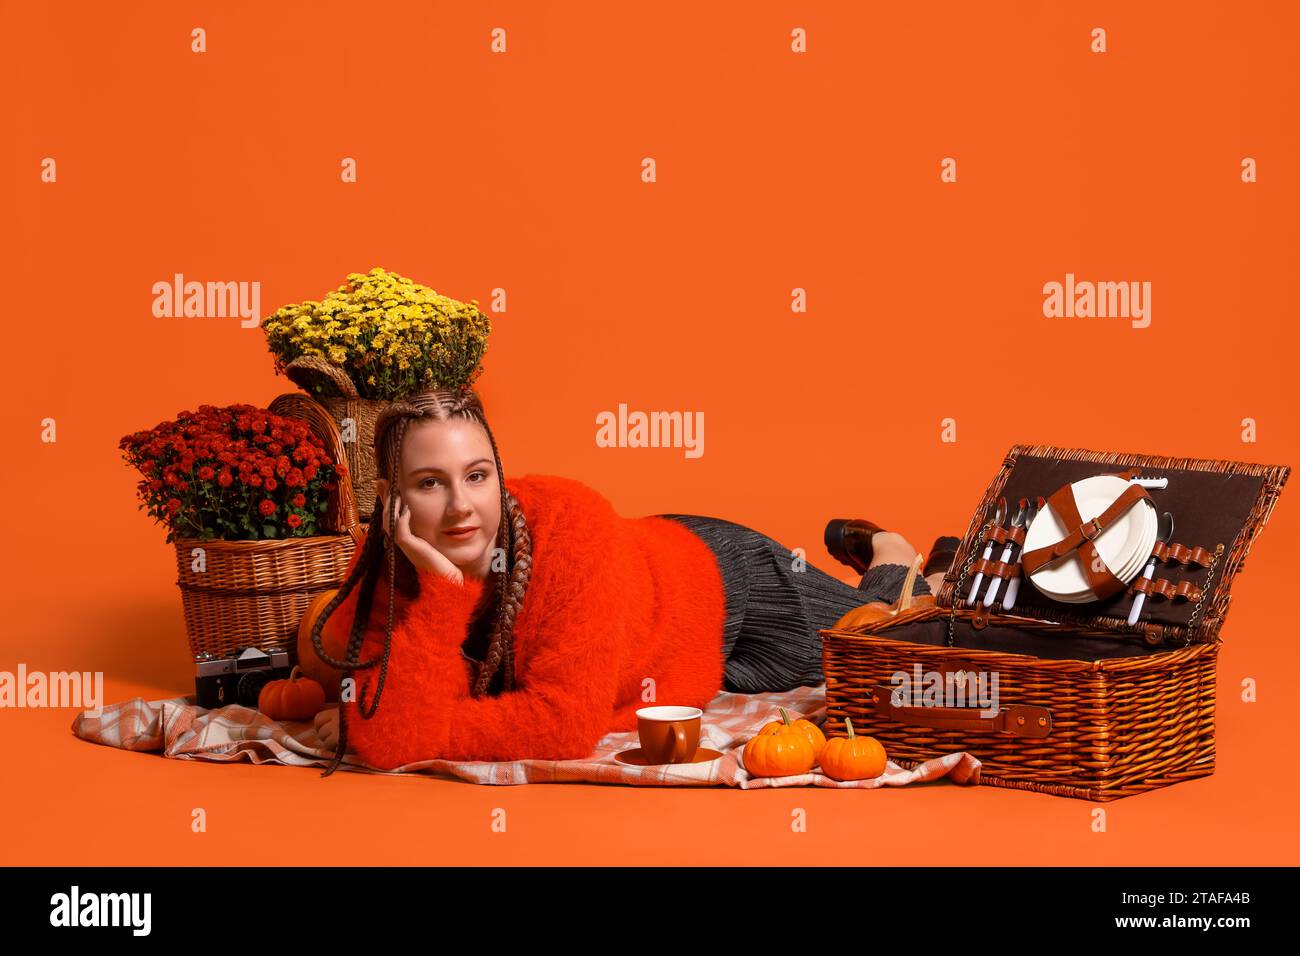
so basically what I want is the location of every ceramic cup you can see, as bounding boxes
[636,705,702,763]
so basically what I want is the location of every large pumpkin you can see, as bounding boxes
[819,717,888,781]
[258,665,326,721]
[742,707,817,777]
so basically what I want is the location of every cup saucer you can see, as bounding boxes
[614,746,723,766]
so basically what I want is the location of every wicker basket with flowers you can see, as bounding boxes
[118,394,363,659]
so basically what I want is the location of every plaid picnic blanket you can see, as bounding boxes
[70,683,982,789]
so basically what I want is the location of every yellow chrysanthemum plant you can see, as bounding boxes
[261,267,491,518]
[261,267,491,401]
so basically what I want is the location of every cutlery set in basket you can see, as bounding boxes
[820,444,1290,801]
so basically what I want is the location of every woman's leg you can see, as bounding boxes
[781,537,932,645]
[858,531,949,602]
[734,537,938,691]
[656,514,929,693]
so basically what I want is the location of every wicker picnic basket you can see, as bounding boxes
[173,392,367,659]
[820,444,1290,801]
[283,355,389,521]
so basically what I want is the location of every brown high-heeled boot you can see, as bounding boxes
[923,535,962,578]
[823,518,887,575]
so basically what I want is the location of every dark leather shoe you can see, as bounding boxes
[923,535,962,577]
[824,518,887,574]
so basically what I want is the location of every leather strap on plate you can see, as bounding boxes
[1019,469,1151,602]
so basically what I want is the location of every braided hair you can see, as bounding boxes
[310,385,532,777]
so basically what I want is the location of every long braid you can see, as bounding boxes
[469,415,532,696]
[315,501,386,777]
[312,389,532,777]
[354,415,411,719]
[314,411,416,780]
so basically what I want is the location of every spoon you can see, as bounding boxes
[1001,495,1043,611]
[983,497,1029,607]
[967,496,1008,606]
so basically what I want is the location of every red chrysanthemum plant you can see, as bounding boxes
[118,403,347,543]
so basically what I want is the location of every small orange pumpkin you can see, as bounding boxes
[742,707,817,777]
[258,665,326,721]
[755,706,826,763]
[819,717,888,781]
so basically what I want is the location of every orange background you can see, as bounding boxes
[2,1,1297,865]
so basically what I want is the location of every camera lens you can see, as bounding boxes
[237,671,273,707]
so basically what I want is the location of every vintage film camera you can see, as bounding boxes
[194,646,291,709]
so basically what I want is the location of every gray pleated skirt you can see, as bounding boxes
[655,513,933,693]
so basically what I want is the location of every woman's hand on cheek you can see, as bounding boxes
[382,488,464,584]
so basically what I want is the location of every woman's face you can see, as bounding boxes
[376,417,502,579]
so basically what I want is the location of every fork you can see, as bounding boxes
[982,497,1029,607]
[966,496,1008,606]
[1000,495,1042,610]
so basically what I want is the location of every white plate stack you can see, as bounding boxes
[1022,475,1157,604]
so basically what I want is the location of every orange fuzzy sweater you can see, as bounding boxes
[322,474,727,768]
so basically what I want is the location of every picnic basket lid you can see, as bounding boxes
[935,444,1290,645]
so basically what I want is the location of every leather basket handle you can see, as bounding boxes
[866,685,1053,738]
